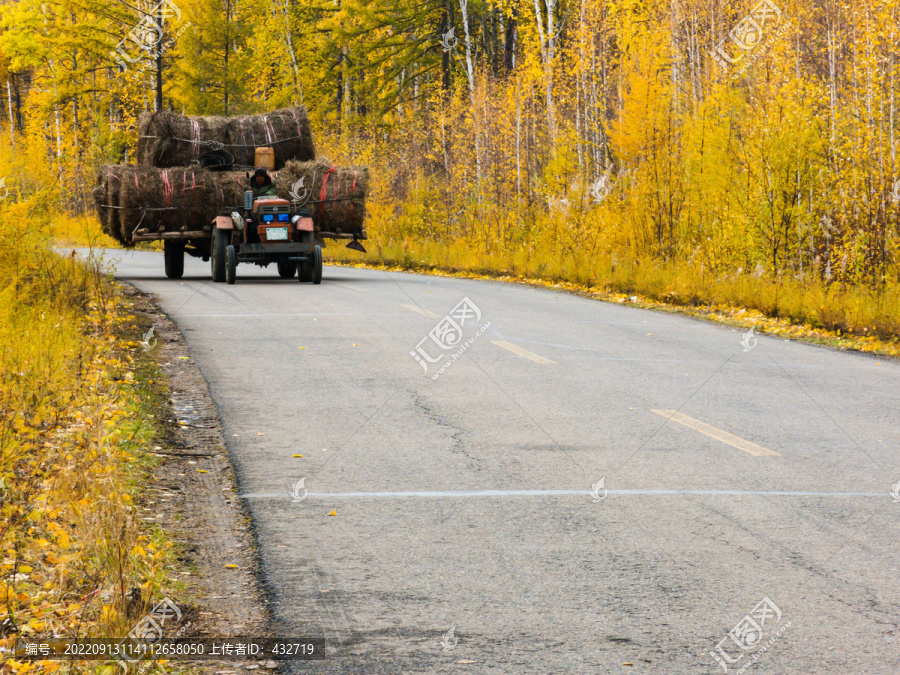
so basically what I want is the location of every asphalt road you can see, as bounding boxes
[105,249,900,674]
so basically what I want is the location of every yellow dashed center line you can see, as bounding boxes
[491,340,557,364]
[651,409,780,456]
[401,304,441,319]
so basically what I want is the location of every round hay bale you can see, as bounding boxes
[92,169,112,237]
[136,108,315,169]
[92,184,109,236]
[98,166,252,245]
[274,159,368,235]
[95,165,130,245]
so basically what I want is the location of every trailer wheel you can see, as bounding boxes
[225,245,237,285]
[312,245,323,285]
[211,228,228,282]
[164,240,184,279]
[277,258,297,279]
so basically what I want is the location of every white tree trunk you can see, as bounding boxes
[457,0,482,184]
[533,0,558,147]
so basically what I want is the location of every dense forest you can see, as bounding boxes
[1,0,899,331]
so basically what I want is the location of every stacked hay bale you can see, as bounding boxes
[135,108,316,169]
[93,106,369,246]
[275,159,368,238]
[95,166,247,245]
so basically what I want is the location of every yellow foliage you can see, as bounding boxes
[0,199,174,672]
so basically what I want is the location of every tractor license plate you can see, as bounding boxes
[266,227,288,241]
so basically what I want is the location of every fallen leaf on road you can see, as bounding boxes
[327,510,336,516]
[292,454,303,458]
[224,564,237,569]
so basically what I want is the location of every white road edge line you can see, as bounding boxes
[652,409,780,456]
[240,489,885,499]
[491,340,557,364]
[401,304,442,319]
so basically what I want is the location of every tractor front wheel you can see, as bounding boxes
[211,228,229,282]
[225,245,237,285]
[164,240,184,279]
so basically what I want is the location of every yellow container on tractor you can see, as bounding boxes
[254,147,275,171]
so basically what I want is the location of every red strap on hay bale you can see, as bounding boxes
[320,168,336,203]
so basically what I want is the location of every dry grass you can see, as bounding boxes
[1,202,177,672]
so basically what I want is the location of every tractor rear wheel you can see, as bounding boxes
[211,228,229,282]
[164,240,184,279]
[312,245,323,285]
[277,258,297,279]
[225,245,237,285]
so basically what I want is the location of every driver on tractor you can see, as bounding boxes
[250,167,277,198]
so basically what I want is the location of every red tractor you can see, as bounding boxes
[210,191,323,285]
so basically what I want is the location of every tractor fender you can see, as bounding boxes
[215,215,234,230]
[293,216,314,232]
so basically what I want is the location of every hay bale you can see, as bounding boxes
[136,108,315,169]
[93,165,249,246]
[92,160,367,246]
[274,159,368,236]
[93,165,128,245]
[92,173,110,238]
